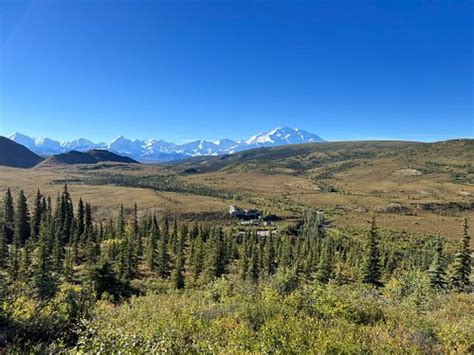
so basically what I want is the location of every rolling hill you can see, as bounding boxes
[38,149,139,166]
[0,136,44,168]
[171,140,424,174]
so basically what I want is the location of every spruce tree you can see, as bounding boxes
[60,184,74,243]
[172,249,185,289]
[14,190,30,246]
[76,198,85,239]
[85,202,93,237]
[428,237,447,289]
[361,215,382,286]
[315,244,332,284]
[18,246,31,282]
[191,231,204,280]
[204,228,226,281]
[264,237,277,276]
[7,244,19,281]
[0,223,7,269]
[30,189,43,239]
[145,217,158,272]
[248,244,260,283]
[450,218,471,292]
[239,242,249,281]
[157,237,171,279]
[132,203,142,257]
[63,245,75,282]
[31,221,56,299]
[2,188,14,243]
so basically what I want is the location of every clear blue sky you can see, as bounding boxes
[0,0,472,143]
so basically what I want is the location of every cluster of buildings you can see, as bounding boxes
[228,205,277,226]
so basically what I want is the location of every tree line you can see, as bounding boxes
[0,185,470,303]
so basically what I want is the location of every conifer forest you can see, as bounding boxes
[0,185,471,352]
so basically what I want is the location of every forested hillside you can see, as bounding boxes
[0,186,471,352]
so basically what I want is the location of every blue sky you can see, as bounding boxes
[0,0,472,143]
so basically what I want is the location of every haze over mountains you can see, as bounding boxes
[9,127,324,162]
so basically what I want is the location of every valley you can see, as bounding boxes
[1,139,472,241]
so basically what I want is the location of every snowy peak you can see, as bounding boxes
[246,127,324,146]
[7,127,324,162]
[9,132,36,149]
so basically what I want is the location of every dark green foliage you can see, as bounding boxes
[30,190,43,239]
[361,216,382,287]
[315,244,332,284]
[31,219,56,299]
[0,187,471,351]
[204,228,227,281]
[1,189,14,245]
[172,250,185,289]
[14,190,30,246]
[59,184,74,243]
[157,237,171,279]
[248,243,260,283]
[190,231,205,280]
[450,218,471,292]
[88,260,131,301]
[76,198,85,239]
[0,223,7,268]
[428,237,447,289]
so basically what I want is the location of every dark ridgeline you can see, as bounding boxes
[0,136,44,168]
[39,149,139,166]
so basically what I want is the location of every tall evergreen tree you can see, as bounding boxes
[30,189,43,239]
[0,223,7,269]
[31,221,56,299]
[60,184,74,243]
[172,249,185,289]
[76,198,85,239]
[14,190,30,246]
[264,237,277,276]
[157,237,171,279]
[450,218,471,292]
[18,245,31,282]
[7,243,19,281]
[191,231,205,280]
[239,242,249,281]
[248,244,260,283]
[84,202,93,237]
[145,217,158,272]
[204,228,227,281]
[361,215,382,287]
[315,243,332,284]
[2,188,14,243]
[132,203,142,257]
[428,237,447,289]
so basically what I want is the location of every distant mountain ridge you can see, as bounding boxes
[38,149,139,166]
[8,127,324,162]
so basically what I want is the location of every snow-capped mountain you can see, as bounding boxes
[7,127,324,162]
[9,132,36,150]
[246,127,323,147]
[62,138,104,151]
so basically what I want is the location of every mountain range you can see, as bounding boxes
[9,127,324,162]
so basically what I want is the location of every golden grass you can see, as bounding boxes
[1,146,472,243]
